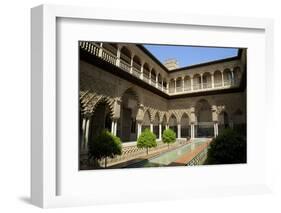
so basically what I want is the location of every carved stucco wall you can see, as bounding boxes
[80,60,246,124]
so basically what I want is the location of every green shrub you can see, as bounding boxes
[137,128,157,155]
[205,128,246,165]
[162,128,176,148]
[88,130,122,168]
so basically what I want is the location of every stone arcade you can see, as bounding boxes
[79,41,246,167]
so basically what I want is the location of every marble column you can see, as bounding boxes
[113,120,118,136]
[177,124,181,138]
[137,122,142,138]
[231,70,234,85]
[156,73,158,88]
[191,123,195,139]
[98,42,103,57]
[116,46,121,66]
[222,72,224,87]
[140,63,144,80]
[81,118,87,150]
[84,118,90,151]
[200,74,203,89]
[150,123,153,132]
[211,73,214,88]
[182,77,185,92]
[130,55,134,74]
[159,124,162,140]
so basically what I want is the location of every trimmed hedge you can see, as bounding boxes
[205,128,246,165]
[137,128,157,154]
[162,128,176,148]
[88,130,122,167]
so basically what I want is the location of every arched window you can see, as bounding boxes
[132,55,142,77]
[169,79,175,93]
[233,67,242,85]
[181,113,190,138]
[90,101,113,140]
[176,77,182,92]
[168,114,178,137]
[151,69,156,85]
[184,76,191,91]
[202,72,212,89]
[193,74,201,90]
[120,46,131,72]
[223,69,232,86]
[158,73,162,88]
[120,89,139,142]
[195,99,213,137]
[163,78,167,91]
[142,110,151,132]
[143,63,150,82]
[214,71,222,87]
[153,113,160,138]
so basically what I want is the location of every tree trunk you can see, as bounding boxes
[168,143,169,149]
[146,148,148,155]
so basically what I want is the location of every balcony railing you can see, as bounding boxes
[80,41,241,96]
[102,48,117,65]
[119,60,131,73]
[143,74,150,83]
[132,67,141,78]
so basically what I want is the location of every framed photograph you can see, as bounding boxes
[31,4,274,208]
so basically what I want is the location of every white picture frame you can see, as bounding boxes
[31,4,274,208]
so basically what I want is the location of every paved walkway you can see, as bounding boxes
[169,139,211,166]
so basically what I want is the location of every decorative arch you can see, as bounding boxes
[153,112,160,138]
[132,55,142,75]
[193,74,201,90]
[89,99,114,140]
[175,77,182,92]
[180,112,190,138]
[92,96,115,117]
[151,69,156,84]
[120,46,131,63]
[169,79,175,93]
[120,86,142,106]
[168,113,178,137]
[119,88,140,142]
[142,109,152,131]
[162,78,167,90]
[223,68,232,86]
[143,63,150,82]
[184,76,191,91]
[195,99,213,137]
[233,66,242,85]
[202,72,212,89]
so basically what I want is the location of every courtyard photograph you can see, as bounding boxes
[79,41,247,170]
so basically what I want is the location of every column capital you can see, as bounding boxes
[116,44,123,50]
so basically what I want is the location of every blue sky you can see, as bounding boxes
[143,44,238,68]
